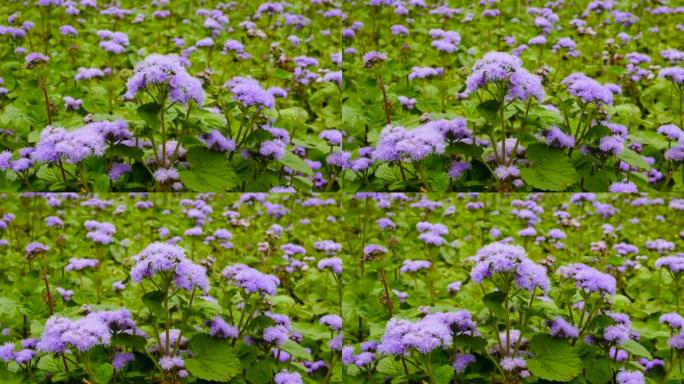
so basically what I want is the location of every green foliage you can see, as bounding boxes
[527,335,583,382]
[520,144,580,191]
[185,335,242,382]
[179,147,239,192]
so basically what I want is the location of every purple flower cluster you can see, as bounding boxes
[557,263,616,295]
[224,76,275,109]
[222,263,279,296]
[469,243,550,293]
[377,311,477,355]
[37,309,139,353]
[465,52,545,102]
[65,258,99,272]
[562,73,614,105]
[125,54,204,105]
[84,220,116,244]
[131,242,209,293]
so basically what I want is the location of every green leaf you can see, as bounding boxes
[278,107,309,122]
[193,108,227,131]
[483,291,506,318]
[137,102,161,129]
[453,335,487,352]
[106,144,144,161]
[185,334,241,382]
[621,339,652,359]
[617,148,650,170]
[0,297,18,314]
[585,358,611,384]
[280,339,312,360]
[112,334,147,351]
[0,370,23,384]
[93,363,114,384]
[629,130,669,150]
[37,355,61,373]
[179,147,239,192]
[434,364,455,384]
[527,335,582,382]
[448,143,483,159]
[430,172,450,192]
[375,357,405,377]
[245,360,272,384]
[520,143,579,191]
[141,290,165,317]
[279,152,313,176]
[477,100,500,126]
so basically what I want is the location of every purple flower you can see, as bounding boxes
[558,263,616,295]
[112,352,135,370]
[449,161,471,178]
[0,343,14,362]
[36,310,137,353]
[669,333,684,349]
[655,254,684,273]
[452,353,476,373]
[548,317,579,338]
[400,259,431,273]
[109,163,132,181]
[319,129,343,146]
[26,52,49,68]
[659,67,684,84]
[599,135,624,155]
[543,126,576,148]
[562,73,614,105]
[131,242,207,293]
[657,124,683,141]
[65,257,99,272]
[259,140,286,160]
[397,95,417,110]
[408,66,444,81]
[199,130,236,152]
[174,260,209,293]
[447,281,462,294]
[75,67,105,81]
[224,76,274,109]
[465,52,544,102]
[59,25,77,37]
[263,325,289,346]
[317,257,342,274]
[33,121,122,164]
[222,263,280,296]
[660,313,684,330]
[314,240,342,255]
[125,54,204,106]
[63,96,82,111]
[207,316,238,339]
[470,243,549,293]
[362,51,387,67]
[25,242,49,257]
[274,370,302,384]
[320,314,343,331]
[616,369,645,384]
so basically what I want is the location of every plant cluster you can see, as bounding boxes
[0,1,342,192]
[0,193,346,383]
[342,0,684,192]
[1,192,683,383]
[341,192,684,384]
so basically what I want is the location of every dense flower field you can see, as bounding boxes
[1,1,683,193]
[0,192,683,383]
[341,193,684,384]
[342,1,684,192]
[0,1,342,192]
[0,193,345,384]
